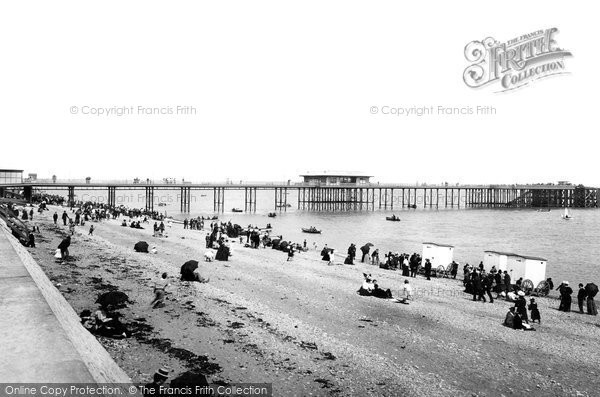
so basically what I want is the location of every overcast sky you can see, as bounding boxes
[1,1,597,185]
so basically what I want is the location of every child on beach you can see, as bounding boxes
[89,225,94,235]
[402,279,413,302]
[151,273,169,309]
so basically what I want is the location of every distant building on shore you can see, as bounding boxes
[0,169,23,184]
[300,171,372,186]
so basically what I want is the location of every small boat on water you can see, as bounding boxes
[268,212,277,218]
[562,207,572,220]
[302,227,321,234]
[386,215,401,222]
[408,204,417,209]
[157,203,167,207]
[232,208,243,213]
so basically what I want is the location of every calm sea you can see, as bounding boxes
[44,188,600,284]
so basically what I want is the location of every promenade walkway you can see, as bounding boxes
[0,225,130,384]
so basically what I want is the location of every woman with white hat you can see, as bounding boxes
[515,290,529,323]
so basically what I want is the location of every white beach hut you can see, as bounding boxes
[483,251,510,272]
[422,242,454,269]
[505,254,547,286]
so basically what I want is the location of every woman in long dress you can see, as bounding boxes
[588,296,598,316]
[528,298,541,323]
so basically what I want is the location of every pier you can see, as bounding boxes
[1,180,598,212]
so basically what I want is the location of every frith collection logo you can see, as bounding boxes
[463,28,572,92]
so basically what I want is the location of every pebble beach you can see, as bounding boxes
[25,207,600,397]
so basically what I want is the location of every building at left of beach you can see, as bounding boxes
[0,169,23,184]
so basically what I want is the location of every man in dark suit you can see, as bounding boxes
[577,283,587,313]
[424,259,432,280]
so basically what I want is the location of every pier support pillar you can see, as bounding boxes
[180,187,191,212]
[213,187,224,212]
[67,186,75,208]
[107,187,116,207]
[23,186,33,202]
[145,187,154,212]
[244,187,257,212]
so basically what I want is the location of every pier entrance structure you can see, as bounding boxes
[1,178,598,213]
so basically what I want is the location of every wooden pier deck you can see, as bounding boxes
[1,181,598,212]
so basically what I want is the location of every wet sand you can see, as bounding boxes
[26,207,600,396]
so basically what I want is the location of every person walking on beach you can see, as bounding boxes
[424,259,432,281]
[89,225,94,236]
[503,271,511,293]
[62,210,68,226]
[410,255,418,278]
[151,273,169,309]
[586,283,598,315]
[558,281,573,312]
[348,244,356,262]
[53,211,58,224]
[494,270,503,298]
[450,261,458,279]
[29,208,34,220]
[483,273,494,303]
[578,283,587,313]
[529,298,541,323]
[472,271,484,301]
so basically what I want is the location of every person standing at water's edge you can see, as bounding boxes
[53,211,58,224]
[360,244,370,263]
